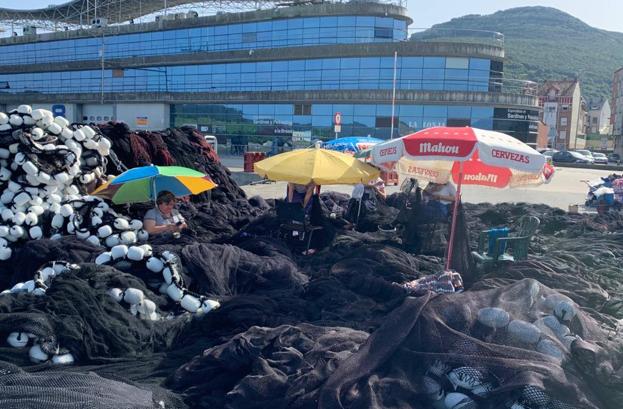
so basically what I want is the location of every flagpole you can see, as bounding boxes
[445,161,463,270]
[390,50,398,140]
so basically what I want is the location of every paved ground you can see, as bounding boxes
[220,155,615,210]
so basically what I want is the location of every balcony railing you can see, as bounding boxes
[409,27,504,48]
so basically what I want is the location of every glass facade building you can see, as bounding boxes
[0,2,540,145]
[0,16,407,65]
[0,56,492,94]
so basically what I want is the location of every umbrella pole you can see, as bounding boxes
[355,197,363,227]
[152,178,157,208]
[445,161,463,271]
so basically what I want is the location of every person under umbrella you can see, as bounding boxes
[286,182,316,213]
[143,190,188,235]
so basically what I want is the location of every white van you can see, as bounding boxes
[204,135,218,153]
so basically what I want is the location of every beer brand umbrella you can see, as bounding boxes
[371,127,554,269]
[92,165,217,204]
[254,145,380,185]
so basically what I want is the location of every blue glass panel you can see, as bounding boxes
[469,58,490,70]
[423,57,445,68]
[471,118,493,129]
[375,17,394,28]
[394,19,406,30]
[471,107,493,118]
[360,57,380,69]
[448,106,471,118]
[272,61,289,71]
[303,17,320,28]
[320,16,337,27]
[312,104,333,115]
[288,18,303,29]
[423,106,448,117]
[356,16,375,26]
[241,63,255,73]
[333,104,354,116]
[322,58,340,69]
[258,104,275,115]
[353,105,376,115]
[400,57,423,68]
[398,105,423,117]
[312,115,332,126]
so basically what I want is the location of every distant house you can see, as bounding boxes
[586,98,611,135]
[538,80,586,150]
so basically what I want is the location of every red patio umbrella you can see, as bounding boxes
[371,127,554,270]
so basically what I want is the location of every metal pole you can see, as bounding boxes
[390,50,398,139]
[445,161,463,271]
[100,30,105,104]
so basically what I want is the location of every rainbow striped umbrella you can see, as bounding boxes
[92,165,217,204]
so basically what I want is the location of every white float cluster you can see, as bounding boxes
[7,331,75,366]
[108,287,160,321]
[0,105,116,259]
[1,261,78,365]
[98,247,220,316]
[0,260,79,297]
[50,195,149,248]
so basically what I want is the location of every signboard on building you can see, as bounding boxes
[334,125,341,133]
[136,117,149,127]
[494,108,540,122]
[292,130,312,142]
[51,104,66,117]
[334,112,342,125]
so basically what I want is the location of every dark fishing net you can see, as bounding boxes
[317,279,623,409]
[168,323,369,409]
[0,361,173,409]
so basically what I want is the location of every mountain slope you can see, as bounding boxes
[413,7,623,99]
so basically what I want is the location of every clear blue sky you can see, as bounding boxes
[2,0,622,32]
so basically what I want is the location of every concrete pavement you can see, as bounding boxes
[219,155,616,210]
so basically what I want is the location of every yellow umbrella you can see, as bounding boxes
[254,145,380,185]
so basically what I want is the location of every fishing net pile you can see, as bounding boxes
[97,123,261,242]
[0,108,621,408]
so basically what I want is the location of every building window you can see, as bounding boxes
[560,117,567,126]
[374,27,393,39]
[447,118,470,127]
[242,32,257,43]
[375,116,397,127]
[294,104,311,115]
[561,105,569,111]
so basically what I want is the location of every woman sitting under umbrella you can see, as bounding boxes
[287,182,316,212]
[143,190,188,235]
[423,181,456,220]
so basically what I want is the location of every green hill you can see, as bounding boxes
[412,6,623,100]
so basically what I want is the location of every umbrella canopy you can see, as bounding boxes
[323,137,383,154]
[92,165,217,204]
[371,127,553,188]
[371,127,553,270]
[254,146,380,185]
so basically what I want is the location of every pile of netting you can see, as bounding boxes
[0,109,621,408]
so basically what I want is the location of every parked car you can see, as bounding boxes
[552,151,591,164]
[608,153,621,164]
[573,149,595,163]
[541,149,558,158]
[592,152,608,164]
